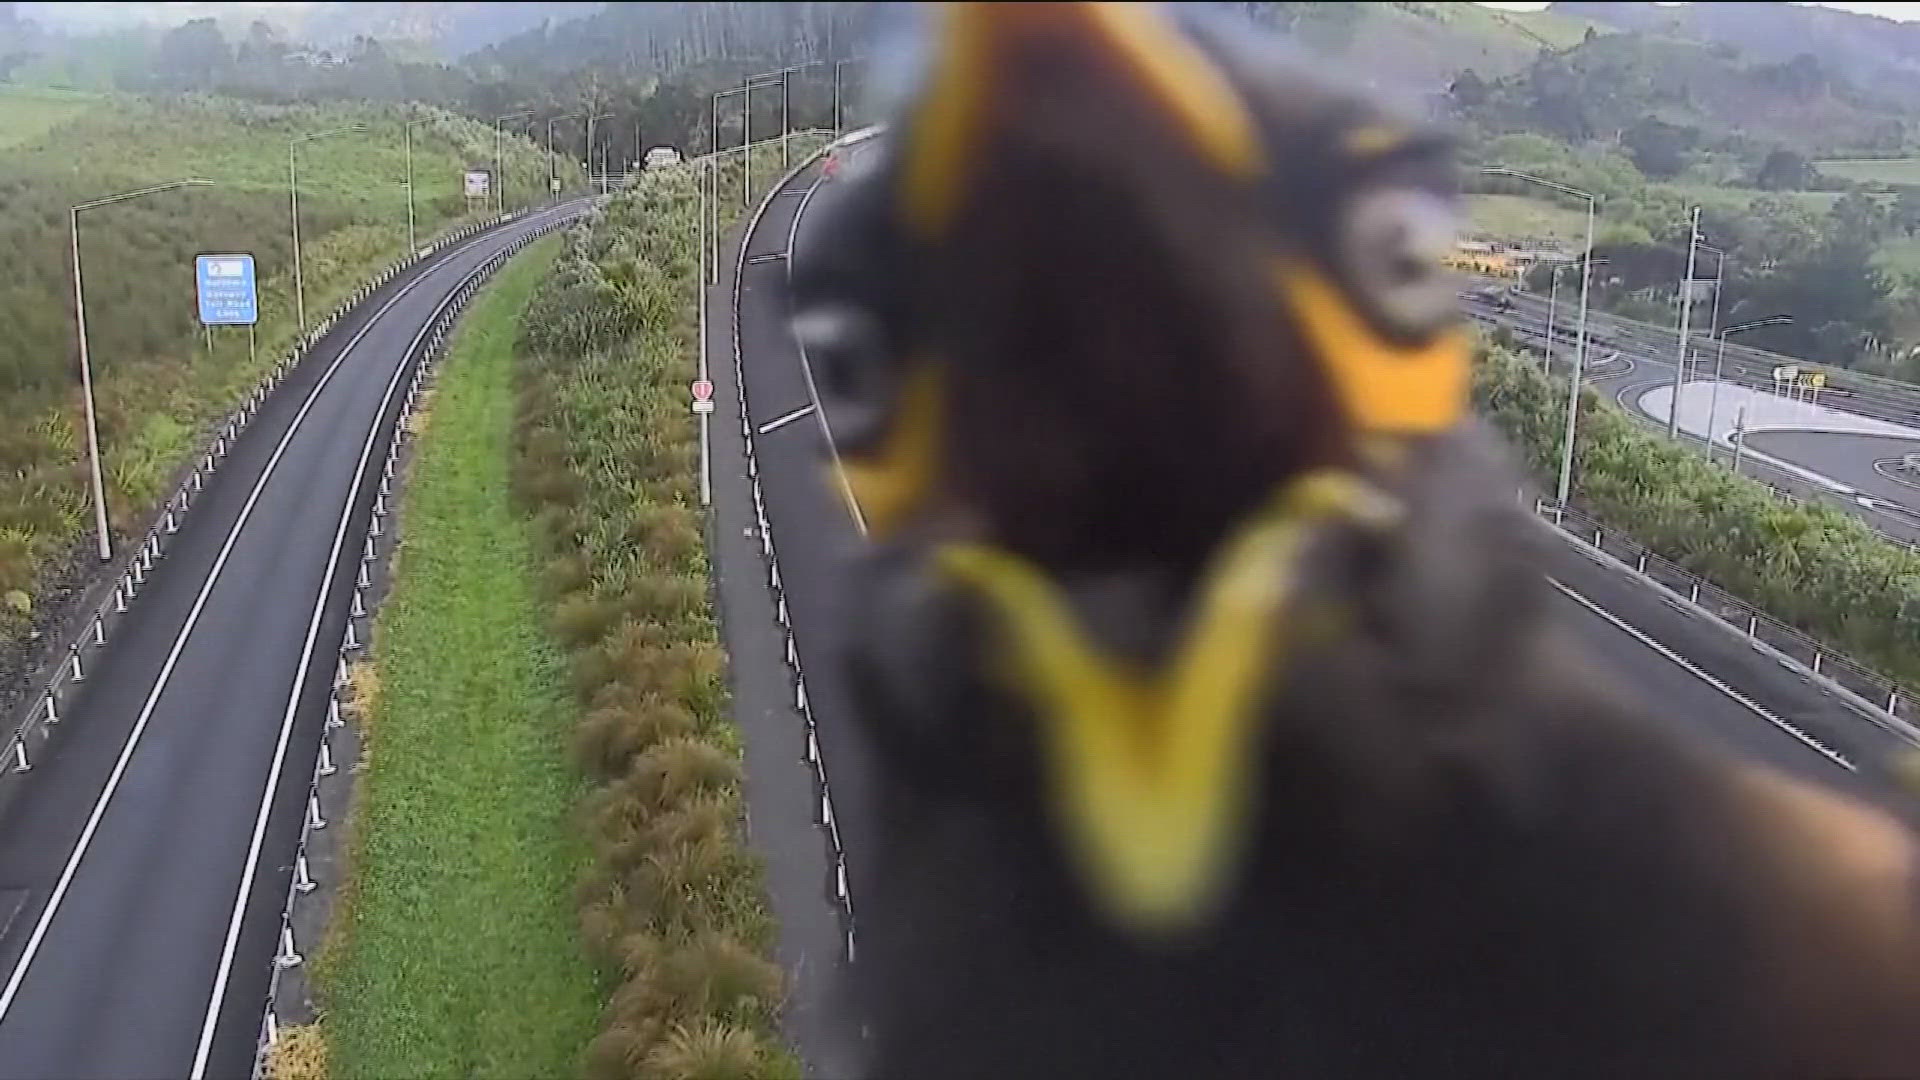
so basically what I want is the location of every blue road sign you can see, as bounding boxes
[195,253,258,326]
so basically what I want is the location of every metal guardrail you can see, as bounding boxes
[0,210,529,798]
[247,214,573,1078]
[1534,499,1920,746]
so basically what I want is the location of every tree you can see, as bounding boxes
[155,18,230,91]
[1621,117,1693,179]
[1754,148,1815,191]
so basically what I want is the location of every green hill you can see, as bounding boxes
[0,86,554,642]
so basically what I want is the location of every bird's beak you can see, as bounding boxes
[898,0,1264,242]
[941,474,1399,938]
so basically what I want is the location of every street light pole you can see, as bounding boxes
[1667,205,1703,439]
[546,113,579,200]
[70,178,215,561]
[1481,169,1601,513]
[290,125,367,336]
[1707,316,1793,458]
[585,112,613,195]
[833,60,855,133]
[1559,195,1596,511]
[494,111,530,216]
[404,116,432,254]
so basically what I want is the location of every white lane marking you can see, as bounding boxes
[780,169,869,535]
[746,252,787,265]
[1551,579,1856,772]
[188,233,532,1077]
[755,404,816,435]
[0,205,569,1028]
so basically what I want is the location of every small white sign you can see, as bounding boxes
[691,400,715,414]
[463,170,490,198]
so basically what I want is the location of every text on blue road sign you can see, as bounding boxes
[196,253,258,326]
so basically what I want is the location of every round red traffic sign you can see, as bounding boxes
[691,379,714,402]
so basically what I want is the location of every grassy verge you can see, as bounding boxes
[513,139,822,1080]
[1474,341,1920,690]
[0,93,554,648]
[317,233,603,1079]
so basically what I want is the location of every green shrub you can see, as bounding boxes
[1475,343,1920,688]
[517,139,824,1077]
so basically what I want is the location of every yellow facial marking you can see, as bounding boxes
[839,363,943,538]
[1343,124,1407,159]
[902,2,1263,238]
[1276,261,1469,434]
[939,472,1397,936]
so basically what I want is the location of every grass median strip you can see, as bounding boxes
[317,233,601,1079]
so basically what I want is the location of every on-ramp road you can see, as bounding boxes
[722,164,1915,1070]
[0,200,583,1079]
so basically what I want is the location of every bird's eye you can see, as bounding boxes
[1334,187,1461,340]
[791,303,896,449]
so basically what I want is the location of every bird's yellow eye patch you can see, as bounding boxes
[902,1,1264,239]
[1275,261,1469,435]
[1342,124,1408,160]
[939,472,1398,938]
[838,363,944,538]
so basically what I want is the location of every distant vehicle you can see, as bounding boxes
[821,125,885,182]
[643,146,683,169]
[1464,283,1514,311]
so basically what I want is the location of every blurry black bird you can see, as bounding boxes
[790,3,1920,1077]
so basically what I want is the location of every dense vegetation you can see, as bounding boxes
[7,2,871,168]
[315,235,602,1079]
[1475,344,1920,690]
[512,140,821,1079]
[0,88,550,650]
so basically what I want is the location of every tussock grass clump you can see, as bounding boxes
[515,141,823,1077]
[264,1024,328,1080]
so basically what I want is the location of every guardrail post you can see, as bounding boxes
[275,922,303,968]
[796,677,808,712]
[10,739,29,773]
[1888,691,1900,713]
[1636,552,1647,573]
[318,739,336,777]
[357,562,371,590]
[114,583,128,613]
[350,589,367,619]
[41,693,58,726]
[306,792,327,831]
[327,695,344,730]
[342,619,361,652]
[1747,614,1757,637]
[92,615,105,647]
[1688,582,1699,604]
[1811,652,1823,675]
[67,646,83,683]
[293,851,316,894]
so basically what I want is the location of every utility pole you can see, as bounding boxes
[1667,205,1702,439]
[1731,406,1749,475]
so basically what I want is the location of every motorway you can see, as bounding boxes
[0,200,583,1079]
[1473,291,1920,545]
[721,159,1920,1072]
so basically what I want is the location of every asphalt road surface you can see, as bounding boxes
[723,165,1912,1079]
[1472,295,1920,545]
[0,200,584,1080]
